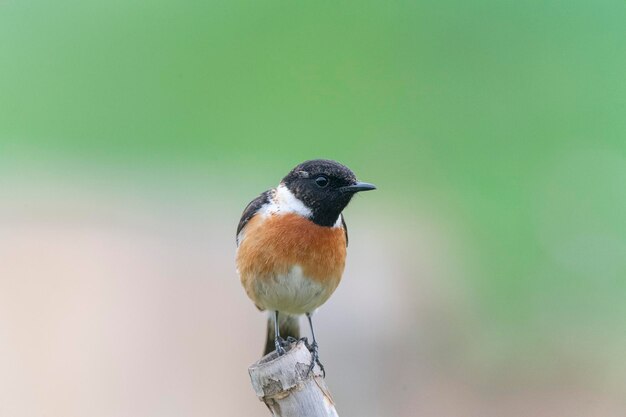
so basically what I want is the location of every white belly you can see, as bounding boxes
[252,265,332,315]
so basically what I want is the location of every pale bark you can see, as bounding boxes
[248,341,339,417]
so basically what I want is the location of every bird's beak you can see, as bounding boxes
[341,181,377,193]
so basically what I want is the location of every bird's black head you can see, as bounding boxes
[281,159,376,227]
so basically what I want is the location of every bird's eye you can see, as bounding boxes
[314,175,329,188]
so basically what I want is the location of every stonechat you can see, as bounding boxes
[235,159,375,374]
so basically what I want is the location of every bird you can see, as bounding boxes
[235,159,375,374]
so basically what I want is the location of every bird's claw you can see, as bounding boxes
[274,337,287,355]
[274,336,298,356]
[304,339,326,378]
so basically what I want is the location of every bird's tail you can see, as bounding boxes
[263,313,300,356]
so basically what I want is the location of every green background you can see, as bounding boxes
[2,0,625,405]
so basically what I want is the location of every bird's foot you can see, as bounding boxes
[274,337,287,356]
[274,336,298,355]
[304,340,326,378]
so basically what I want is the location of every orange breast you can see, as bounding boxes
[236,213,347,285]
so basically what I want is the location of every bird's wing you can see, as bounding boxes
[341,214,349,247]
[236,189,272,246]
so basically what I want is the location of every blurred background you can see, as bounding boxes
[1,0,625,416]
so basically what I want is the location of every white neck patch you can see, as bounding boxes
[260,184,313,218]
[333,213,343,228]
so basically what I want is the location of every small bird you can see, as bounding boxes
[235,159,375,374]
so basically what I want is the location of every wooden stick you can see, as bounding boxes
[248,340,339,417]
